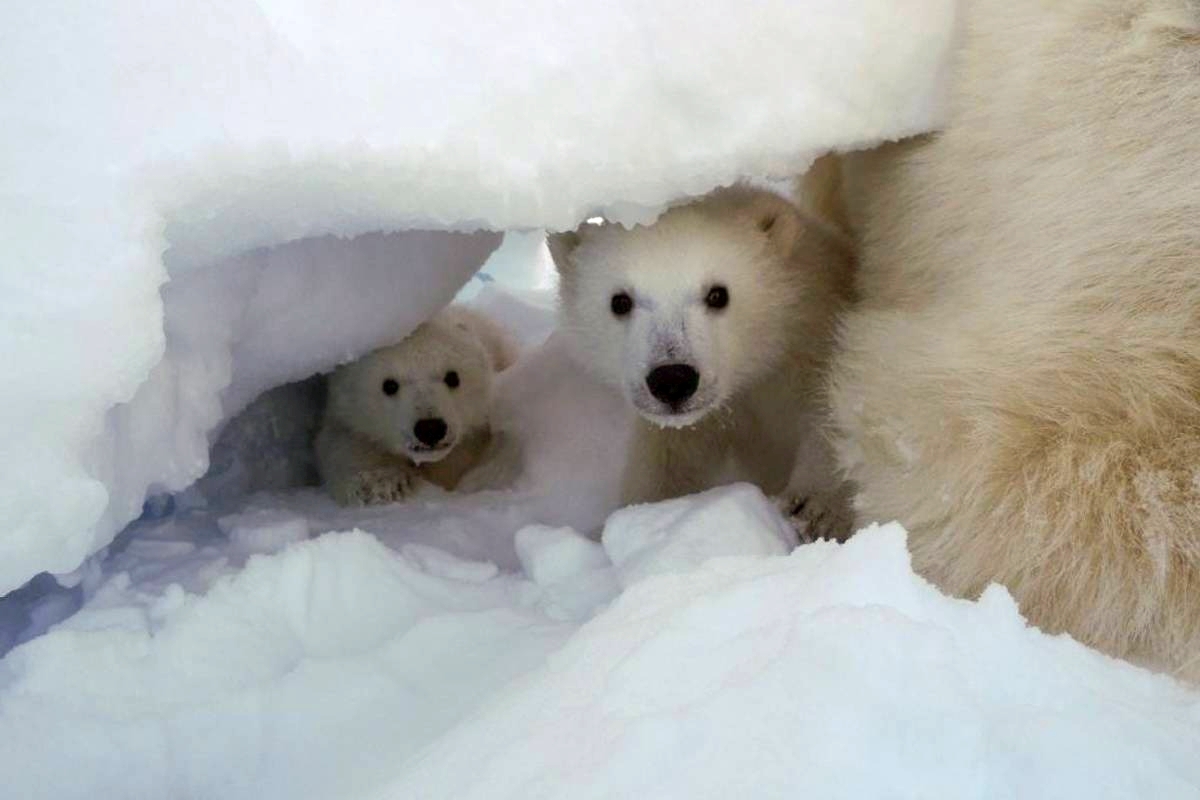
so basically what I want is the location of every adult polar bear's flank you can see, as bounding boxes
[825,0,1200,679]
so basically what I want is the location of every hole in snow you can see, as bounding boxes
[0,227,599,656]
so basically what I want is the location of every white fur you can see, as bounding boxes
[552,186,856,541]
[821,0,1200,678]
[315,306,517,506]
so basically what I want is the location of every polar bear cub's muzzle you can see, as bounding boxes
[406,415,454,462]
[396,388,460,463]
[628,324,721,428]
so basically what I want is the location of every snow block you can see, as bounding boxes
[603,483,795,588]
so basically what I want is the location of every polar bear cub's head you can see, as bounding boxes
[550,186,842,428]
[325,307,516,463]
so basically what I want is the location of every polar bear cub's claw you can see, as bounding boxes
[775,486,855,545]
[338,467,417,507]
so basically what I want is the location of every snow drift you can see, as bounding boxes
[0,0,956,592]
[2,290,1198,800]
[5,490,1199,800]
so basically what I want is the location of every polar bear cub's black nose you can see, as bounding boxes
[645,364,700,407]
[413,417,448,446]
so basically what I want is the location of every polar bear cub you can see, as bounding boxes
[315,306,517,506]
[549,185,856,541]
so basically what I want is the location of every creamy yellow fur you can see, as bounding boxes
[316,306,517,506]
[553,187,856,541]
[821,0,1200,678]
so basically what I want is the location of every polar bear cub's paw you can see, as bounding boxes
[336,467,418,507]
[776,485,856,545]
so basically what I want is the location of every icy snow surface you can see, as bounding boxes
[1,0,956,592]
[2,290,1199,800]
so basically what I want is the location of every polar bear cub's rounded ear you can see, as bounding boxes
[699,184,805,257]
[547,217,610,275]
[733,187,804,257]
[546,230,581,274]
[477,323,520,372]
[448,309,520,373]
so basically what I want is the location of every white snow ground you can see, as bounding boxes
[2,289,1199,800]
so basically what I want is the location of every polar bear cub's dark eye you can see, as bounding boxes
[610,292,633,317]
[705,284,729,310]
[382,378,399,396]
[444,370,460,389]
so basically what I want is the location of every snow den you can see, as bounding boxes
[6,3,1198,799]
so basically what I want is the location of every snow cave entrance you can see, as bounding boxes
[0,226,578,655]
[145,228,558,513]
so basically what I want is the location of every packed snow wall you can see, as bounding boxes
[0,0,956,593]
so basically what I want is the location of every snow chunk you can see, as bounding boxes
[400,543,500,584]
[516,525,610,586]
[603,483,794,588]
[516,524,620,621]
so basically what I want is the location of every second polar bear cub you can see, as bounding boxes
[550,185,855,541]
[316,306,517,506]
